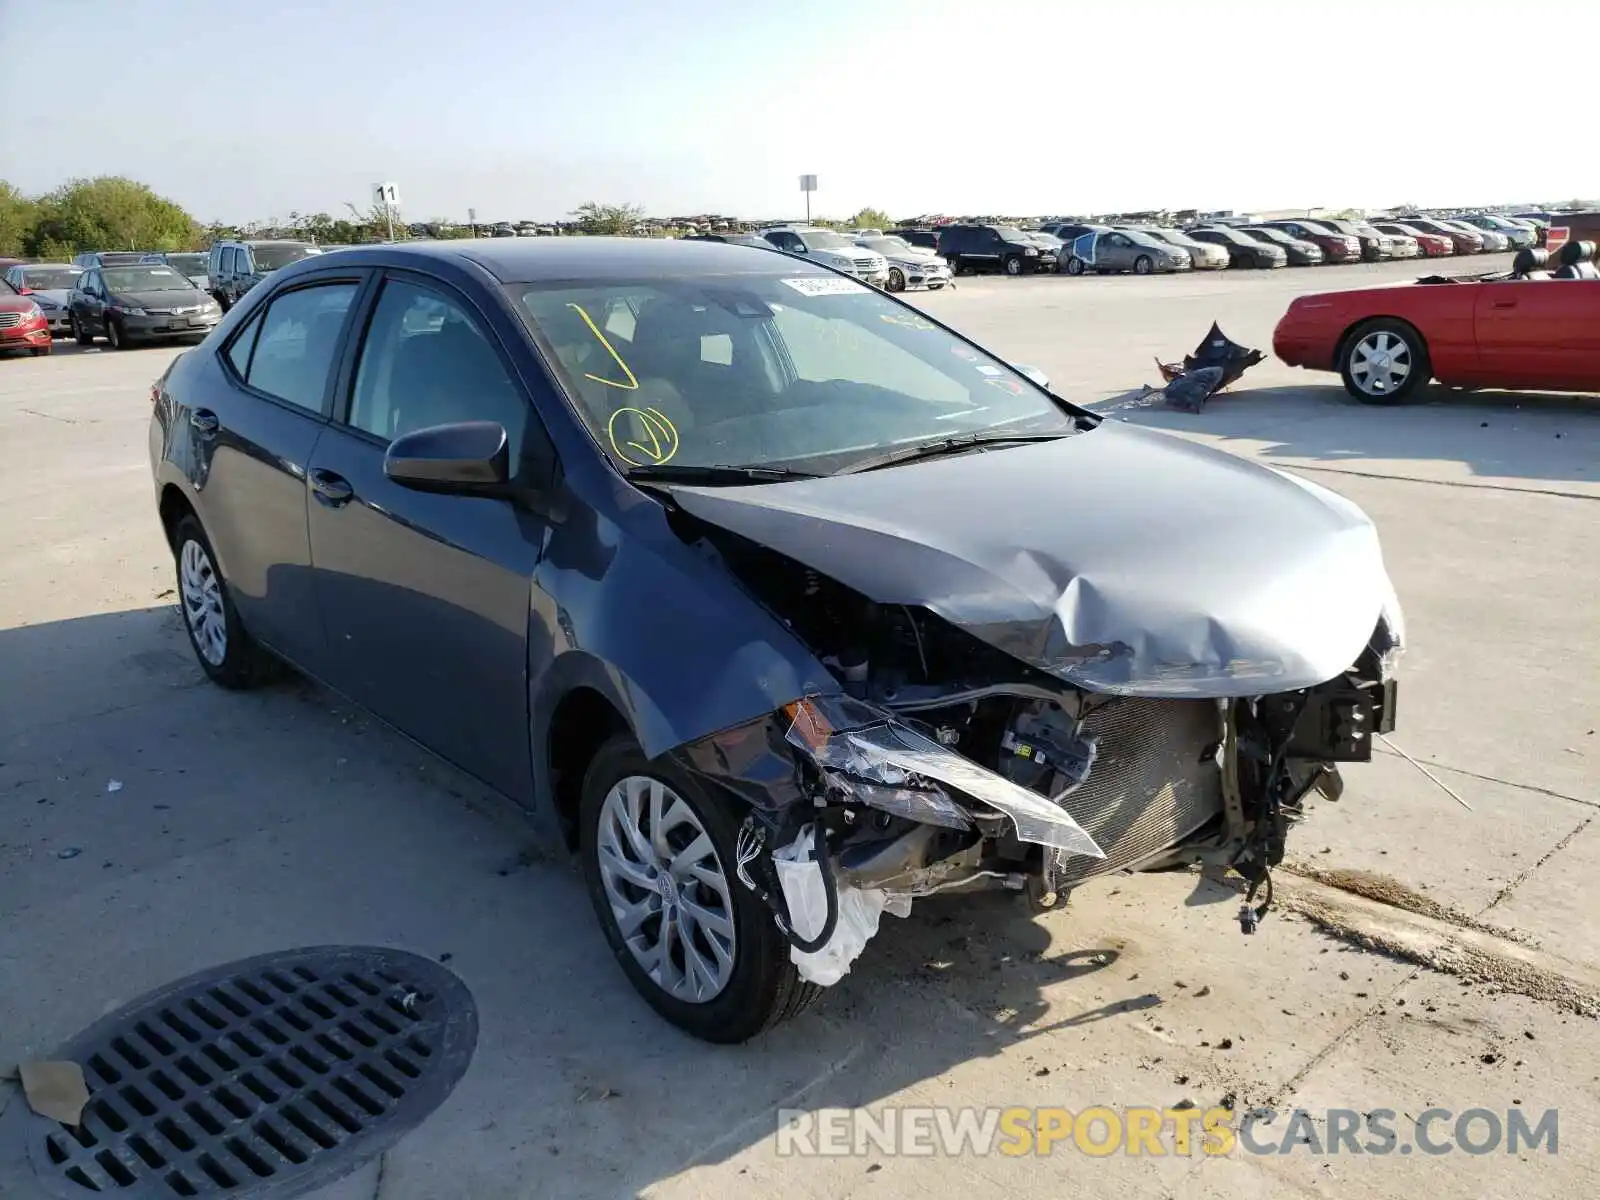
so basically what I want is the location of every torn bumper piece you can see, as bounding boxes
[786,694,1105,860]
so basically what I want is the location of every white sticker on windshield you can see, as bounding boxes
[147,268,176,276]
[780,276,870,297]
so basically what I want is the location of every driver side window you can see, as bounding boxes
[348,278,528,452]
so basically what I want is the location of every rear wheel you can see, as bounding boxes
[172,515,275,688]
[579,734,821,1043]
[1339,319,1429,405]
[947,256,964,276]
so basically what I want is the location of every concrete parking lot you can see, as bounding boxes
[2,255,1597,1199]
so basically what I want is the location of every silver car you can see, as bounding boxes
[853,235,952,292]
[1123,227,1229,270]
[1062,228,1191,275]
[2,263,82,335]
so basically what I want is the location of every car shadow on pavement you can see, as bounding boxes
[0,606,1148,1199]
[1089,382,1600,489]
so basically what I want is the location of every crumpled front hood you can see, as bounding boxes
[669,423,1397,697]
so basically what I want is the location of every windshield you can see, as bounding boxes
[514,274,1079,476]
[250,243,321,270]
[22,267,81,289]
[991,226,1027,241]
[797,230,853,251]
[102,265,196,292]
[1246,227,1287,243]
[862,237,912,254]
[166,253,207,275]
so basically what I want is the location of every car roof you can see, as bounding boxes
[299,237,834,283]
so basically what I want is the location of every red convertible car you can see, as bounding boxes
[1274,256,1600,403]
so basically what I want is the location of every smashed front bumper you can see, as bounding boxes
[673,629,1400,983]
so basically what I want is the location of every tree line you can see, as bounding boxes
[0,176,906,261]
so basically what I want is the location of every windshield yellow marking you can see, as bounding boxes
[566,302,639,390]
[879,312,934,331]
[607,406,680,466]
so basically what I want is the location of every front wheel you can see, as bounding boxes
[106,318,128,350]
[1133,255,1154,275]
[886,267,905,293]
[947,256,963,276]
[1339,319,1430,405]
[1064,256,1086,276]
[72,315,93,346]
[1003,255,1025,276]
[579,734,821,1043]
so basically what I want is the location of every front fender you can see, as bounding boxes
[527,476,837,817]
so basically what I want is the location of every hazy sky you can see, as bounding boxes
[2,0,1586,223]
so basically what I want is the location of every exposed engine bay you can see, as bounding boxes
[672,521,1402,983]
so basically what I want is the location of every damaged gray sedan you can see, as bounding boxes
[149,238,1404,1045]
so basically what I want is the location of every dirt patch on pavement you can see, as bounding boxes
[1283,863,1533,944]
[1279,882,1600,1019]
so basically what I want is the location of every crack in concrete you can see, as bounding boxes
[1482,816,1594,914]
[1371,747,1599,810]
[370,1150,389,1200]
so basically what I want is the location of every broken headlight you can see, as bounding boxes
[784,695,1104,860]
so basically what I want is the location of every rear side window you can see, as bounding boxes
[226,312,262,377]
[232,282,359,413]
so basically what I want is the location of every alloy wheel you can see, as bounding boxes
[1349,330,1411,397]
[179,538,227,665]
[595,775,737,1004]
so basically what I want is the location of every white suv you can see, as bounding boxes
[759,226,890,286]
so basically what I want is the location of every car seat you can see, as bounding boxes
[1553,241,1600,280]
[1511,247,1551,280]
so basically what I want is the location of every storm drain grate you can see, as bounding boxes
[2,947,477,1199]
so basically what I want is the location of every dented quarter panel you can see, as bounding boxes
[659,422,1397,698]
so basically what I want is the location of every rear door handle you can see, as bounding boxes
[190,409,219,435]
[310,469,354,507]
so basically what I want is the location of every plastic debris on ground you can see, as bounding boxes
[773,825,911,986]
[1148,322,1266,413]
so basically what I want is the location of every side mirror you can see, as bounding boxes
[384,421,510,494]
[1010,363,1050,390]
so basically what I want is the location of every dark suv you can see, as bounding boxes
[936,224,1053,276]
[888,228,941,251]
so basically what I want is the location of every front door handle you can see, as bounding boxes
[190,409,219,435]
[310,469,354,507]
[1491,300,1517,309]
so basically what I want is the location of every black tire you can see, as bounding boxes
[171,515,276,688]
[1064,256,1086,276]
[214,291,232,312]
[1003,254,1024,276]
[1338,318,1430,405]
[887,267,905,293]
[579,734,822,1043]
[72,315,93,346]
[947,256,963,276]
[1133,255,1154,275]
[106,317,129,350]
[30,345,50,357]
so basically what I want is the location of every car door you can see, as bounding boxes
[1475,279,1600,391]
[76,270,106,332]
[196,271,366,667]
[304,270,549,802]
[1099,232,1135,270]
